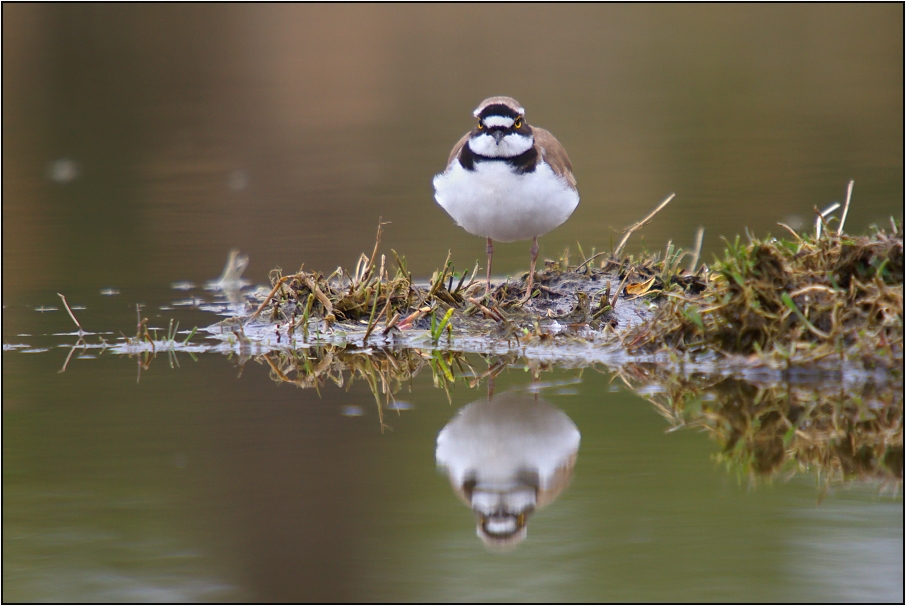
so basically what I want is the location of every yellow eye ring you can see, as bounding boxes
[477,120,484,130]
[514,117,523,128]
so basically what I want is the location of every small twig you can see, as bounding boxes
[396,307,430,330]
[688,227,704,273]
[59,339,86,373]
[815,203,840,239]
[777,222,804,242]
[261,353,292,382]
[363,218,389,283]
[428,250,453,299]
[576,250,610,271]
[468,260,480,287]
[658,291,701,303]
[467,297,506,322]
[536,283,562,296]
[789,285,838,298]
[614,193,676,258]
[135,304,143,339]
[56,293,84,333]
[304,276,334,319]
[837,180,855,236]
[453,267,471,295]
[142,322,156,355]
[609,271,633,309]
[247,275,294,323]
[382,312,402,335]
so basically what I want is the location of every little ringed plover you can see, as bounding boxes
[433,96,579,300]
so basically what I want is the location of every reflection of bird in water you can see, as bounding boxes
[435,391,580,549]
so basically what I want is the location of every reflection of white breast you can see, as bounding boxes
[435,391,580,491]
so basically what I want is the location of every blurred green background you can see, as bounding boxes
[3,4,903,303]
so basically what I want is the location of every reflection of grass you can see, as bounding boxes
[260,346,485,431]
[618,364,903,489]
[260,344,901,489]
[53,299,202,380]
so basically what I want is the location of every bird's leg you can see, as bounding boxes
[521,237,539,303]
[485,237,494,297]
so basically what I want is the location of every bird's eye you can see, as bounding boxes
[477,120,484,130]
[514,117,523,128]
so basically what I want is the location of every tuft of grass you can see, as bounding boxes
[431,307,455,344]
[624,218,903,369]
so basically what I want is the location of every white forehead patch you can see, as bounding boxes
[482,116,515,128]
[468,133,534,158]
[473,102,525,117]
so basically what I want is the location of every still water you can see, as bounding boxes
[3,4,903,603]
[3,312,903,602]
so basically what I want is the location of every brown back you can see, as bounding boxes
[533,127,576,189]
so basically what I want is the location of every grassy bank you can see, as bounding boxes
[246,216,902,373]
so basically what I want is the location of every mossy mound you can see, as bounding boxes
[235,220,901,376]
[623,222,903,370]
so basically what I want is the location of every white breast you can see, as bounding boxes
[433,160,579,243]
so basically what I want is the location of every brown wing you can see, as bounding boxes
[533,127,577,190]
[446,131,473,169]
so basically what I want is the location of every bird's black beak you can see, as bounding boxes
[490,129,506,144]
